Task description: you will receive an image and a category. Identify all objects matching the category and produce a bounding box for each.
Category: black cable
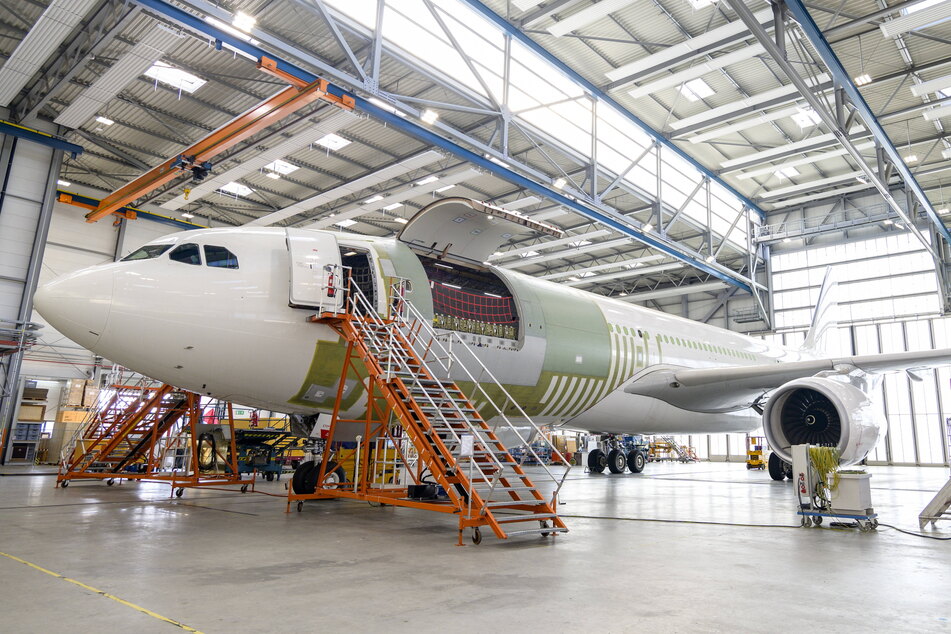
[557,513,801,529]
[878,523,951,541]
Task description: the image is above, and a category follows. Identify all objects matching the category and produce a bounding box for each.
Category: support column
[0,120,63,464]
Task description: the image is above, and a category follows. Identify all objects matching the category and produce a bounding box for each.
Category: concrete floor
[0,462,949,633]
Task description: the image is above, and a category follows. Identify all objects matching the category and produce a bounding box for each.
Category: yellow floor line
[0,550,203,633]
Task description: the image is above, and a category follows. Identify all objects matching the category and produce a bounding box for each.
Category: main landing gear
[587,438,648,475]
[767,452,794,481]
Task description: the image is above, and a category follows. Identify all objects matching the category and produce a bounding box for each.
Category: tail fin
[802,266,838,354]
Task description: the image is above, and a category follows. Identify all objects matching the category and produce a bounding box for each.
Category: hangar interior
[0,0,949,630]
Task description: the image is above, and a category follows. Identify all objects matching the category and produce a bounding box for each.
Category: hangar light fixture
[382,202,402,211]
[415,175,439,186]
[57,179,71,187]
[232,11,256,32]
[264,159,298,175]
[364,194,384,204]
[904,154,919,164]
[552,177,567,189]
[368,97,407,117]
[435,184,456,192]
[420,109,439,124]
[938,207,949,214]
[204,16,258,44]
[334,218,357,227]
[854,74,873,86]
[315,133,350,150]
[145,62,206,94]
[219,182,253,197]
[95,116,114,126]
[680,78,715,102]
[775,166,800,179]
[181,212,195,219]
[688,0,715,8]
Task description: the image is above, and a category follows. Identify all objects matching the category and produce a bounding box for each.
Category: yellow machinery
[746,435,766,470]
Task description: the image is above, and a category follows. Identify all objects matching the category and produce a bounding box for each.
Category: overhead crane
[84,57,354,223]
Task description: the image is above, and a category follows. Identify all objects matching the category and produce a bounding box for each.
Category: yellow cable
[0,550,203,633]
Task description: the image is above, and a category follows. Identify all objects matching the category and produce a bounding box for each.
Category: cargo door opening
[419,255,519,340]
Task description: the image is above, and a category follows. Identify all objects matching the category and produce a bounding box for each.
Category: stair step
[495,513,557,523]
[475,485,537,492]
[483,500,546,508]
[503,526,568,537]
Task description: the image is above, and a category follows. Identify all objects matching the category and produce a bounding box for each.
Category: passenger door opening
[340,248,377,309]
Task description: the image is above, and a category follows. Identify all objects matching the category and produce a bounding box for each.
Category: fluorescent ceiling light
[232,11,256,32]
[368,96,407,117]
[57,179,70,187]
[782,237,792,243]
[680,78,715,102]
[484,153,510,168]
[791,107,822,128]
[181,212,194,219]
[642,223,653,232]
[219,181,253,197]
[382,202,402,211]
[95,116,114,126]
[775,166,800,178]
[883,219,894,225]
[552,177,567,189]
[688,0,714,8]
[364,194,384,204]
[145,61,205,93]
[0,0,100,107]
[315,133,350,150]
[547,0,630,37]
[420,109,439,124]
[904,154,919,164]
[881,0,951,37]
[205,16,259,44]
[435,184,456,192]
[334,218,357,227]
[628,44,765,99]
[415,175,439,186]
[938,207,949,214]
[264,159,298,175]
[854,73,873,86]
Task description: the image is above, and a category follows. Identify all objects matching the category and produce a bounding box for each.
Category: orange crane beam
[85,73,354,223]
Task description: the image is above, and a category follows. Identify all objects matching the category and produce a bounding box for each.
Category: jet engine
[762,377,886,466]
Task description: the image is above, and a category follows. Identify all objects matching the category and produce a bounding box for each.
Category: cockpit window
[121,244,172,261]
[204,245,238,269]
[169,243,202,265]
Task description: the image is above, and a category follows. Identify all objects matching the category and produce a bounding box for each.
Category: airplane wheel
[607,449,626,474]
[628,450,646,473]
[587,449,607,473]
[767,453,786,481]
[292,460,345,494]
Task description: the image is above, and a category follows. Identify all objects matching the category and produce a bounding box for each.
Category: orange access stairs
[293,279,571,544]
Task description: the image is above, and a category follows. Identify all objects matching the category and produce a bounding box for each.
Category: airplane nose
[33,267,115,350]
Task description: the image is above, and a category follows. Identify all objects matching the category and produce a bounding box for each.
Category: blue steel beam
[131,0,753,292]
[0,120,83,158]
[782,0,951,245]
[58,189,203,230]
[459,0,766,221]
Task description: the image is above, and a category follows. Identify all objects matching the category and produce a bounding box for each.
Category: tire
[265,472,275,482]
[240,484,249,493]
[607,449,626,474]
[60,480,68,488]
[292,460,345,495]
[814,515,823,526]
[628,450,646,473]
[784,462,794,480]
[587,449,607,473]
[767,452,786,481]
[175,488,184,498]
[472,527,482,545]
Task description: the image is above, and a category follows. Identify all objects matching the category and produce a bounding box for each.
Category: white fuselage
[34,227,810,436]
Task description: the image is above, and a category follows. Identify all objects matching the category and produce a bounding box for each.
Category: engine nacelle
[762,377,886,466]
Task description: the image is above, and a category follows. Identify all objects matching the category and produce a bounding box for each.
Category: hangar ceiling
[1,0,949,318]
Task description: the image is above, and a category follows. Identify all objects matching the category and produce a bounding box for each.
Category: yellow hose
[809,446,841,492]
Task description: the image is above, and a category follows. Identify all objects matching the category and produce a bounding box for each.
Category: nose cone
[34,267,114,350]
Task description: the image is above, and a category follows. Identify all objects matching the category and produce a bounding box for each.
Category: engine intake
[762,377,885,466]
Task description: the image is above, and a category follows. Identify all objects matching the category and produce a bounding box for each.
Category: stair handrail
[386,278,571,497]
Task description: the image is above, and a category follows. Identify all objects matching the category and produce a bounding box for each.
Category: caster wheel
[539,520,551,537]
[472,527,482,545]
[800,516,810,527]
[813,515,822,526]
[107,479,114,486]
[296,501,303,512]
[240,484,249,493]
[871,519,879,529]
[60,480,69,488]
[175,488,184,498]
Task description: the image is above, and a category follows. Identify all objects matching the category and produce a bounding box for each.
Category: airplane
[32,197,951,481]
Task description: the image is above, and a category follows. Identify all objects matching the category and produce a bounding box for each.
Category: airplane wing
[623,348,951,414]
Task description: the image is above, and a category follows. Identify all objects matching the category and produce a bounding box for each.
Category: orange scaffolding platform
[287,278,570,545]
[57,381,248,497]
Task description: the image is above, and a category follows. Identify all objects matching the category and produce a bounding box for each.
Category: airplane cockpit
[122,242,239,269]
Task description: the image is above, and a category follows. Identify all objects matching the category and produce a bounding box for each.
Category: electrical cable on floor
[544,513,802,529]
[877,523,951,541]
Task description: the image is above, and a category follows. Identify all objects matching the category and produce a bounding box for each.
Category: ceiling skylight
[219,181,253,197]
[315,133,350,150]
[791,107,822,128]
[334,218,358,227]
[264,159,298,175]
[679,78,715,102]
[144,61,206,94]
[775,166,800,179]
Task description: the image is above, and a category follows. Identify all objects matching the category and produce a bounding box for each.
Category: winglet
[802,266,838,354]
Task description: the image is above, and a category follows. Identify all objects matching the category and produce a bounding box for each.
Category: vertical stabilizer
[802,267,838,354]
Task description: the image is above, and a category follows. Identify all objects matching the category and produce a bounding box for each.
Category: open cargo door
[397,197,562,267]
[286,228,343,311]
